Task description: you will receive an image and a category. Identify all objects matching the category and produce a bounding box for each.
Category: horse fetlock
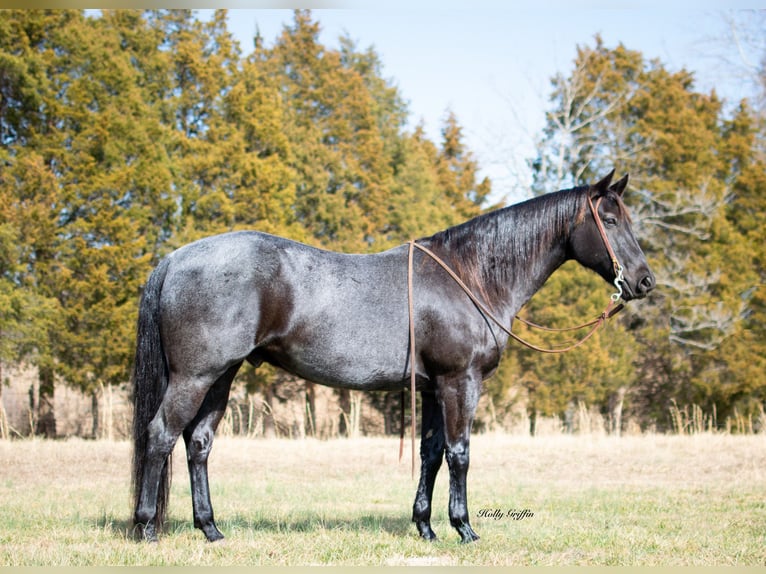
[193,512,223,541]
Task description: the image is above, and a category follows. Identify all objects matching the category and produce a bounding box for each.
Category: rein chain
[400,195,626,475]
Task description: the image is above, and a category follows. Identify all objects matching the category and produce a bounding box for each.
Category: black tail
[131,256,172,531]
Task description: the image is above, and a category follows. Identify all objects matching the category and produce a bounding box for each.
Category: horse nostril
[638,274,656,294]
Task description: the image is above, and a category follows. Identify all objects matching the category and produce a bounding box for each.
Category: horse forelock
[614,192,633,224]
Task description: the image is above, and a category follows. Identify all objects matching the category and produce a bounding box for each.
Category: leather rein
[400,194,626,474]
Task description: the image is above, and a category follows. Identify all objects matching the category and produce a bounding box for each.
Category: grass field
[0,433,764,566]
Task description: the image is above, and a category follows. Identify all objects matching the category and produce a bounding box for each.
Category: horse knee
[445,441,470,472]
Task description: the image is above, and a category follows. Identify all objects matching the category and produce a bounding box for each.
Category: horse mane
[425,186,590,302]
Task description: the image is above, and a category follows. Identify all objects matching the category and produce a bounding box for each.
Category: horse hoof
[133,523,159,543]
[457,524,480,544]
[415,521,438,541]
[202,526,225,543]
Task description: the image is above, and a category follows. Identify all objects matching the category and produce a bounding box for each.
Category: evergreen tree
[708,102,766,422]
[529,36,764,429]
[0,10,80,435]
[264,11,398,251]
[437,110,492,216]
[0,10,179,435]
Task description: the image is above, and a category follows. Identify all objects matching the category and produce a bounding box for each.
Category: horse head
[570,171,655,301]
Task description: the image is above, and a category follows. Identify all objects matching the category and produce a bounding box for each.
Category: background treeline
[0,9,763,438]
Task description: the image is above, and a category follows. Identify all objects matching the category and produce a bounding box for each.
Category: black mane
[426,186,589,300]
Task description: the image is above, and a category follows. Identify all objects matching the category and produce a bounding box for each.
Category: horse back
[158,232,410,388]
[156,230,502,390]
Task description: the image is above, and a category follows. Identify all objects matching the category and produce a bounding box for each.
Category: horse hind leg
[182,362,241,542]
[134,421,176,542]
[134,373,214,541]
[412,390,445,540]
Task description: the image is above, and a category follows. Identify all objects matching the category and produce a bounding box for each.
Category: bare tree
[530,45,646,194]
[716,10,766,115]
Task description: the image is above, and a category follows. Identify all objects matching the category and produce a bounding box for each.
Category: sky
[197,4,761,204]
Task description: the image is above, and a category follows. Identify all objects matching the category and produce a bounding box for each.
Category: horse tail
[131,255,172,531]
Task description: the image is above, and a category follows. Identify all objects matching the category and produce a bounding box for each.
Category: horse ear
[609,174,629,197]
[591,169,615,197]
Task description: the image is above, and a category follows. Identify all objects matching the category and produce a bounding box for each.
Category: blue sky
[199,5,759,204]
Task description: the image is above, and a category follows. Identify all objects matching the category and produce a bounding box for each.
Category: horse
[131,170,655,544]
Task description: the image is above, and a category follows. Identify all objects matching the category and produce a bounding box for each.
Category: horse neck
[504,231,569,315]
[429,190,580,318]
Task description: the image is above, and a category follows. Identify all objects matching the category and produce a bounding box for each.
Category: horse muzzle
[623,271,656,300]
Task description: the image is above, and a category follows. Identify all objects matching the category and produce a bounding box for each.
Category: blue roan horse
[131,171,655,543]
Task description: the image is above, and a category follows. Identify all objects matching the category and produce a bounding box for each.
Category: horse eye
[604,217,618,227]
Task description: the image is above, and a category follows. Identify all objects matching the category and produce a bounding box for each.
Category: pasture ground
[0,433,764,566]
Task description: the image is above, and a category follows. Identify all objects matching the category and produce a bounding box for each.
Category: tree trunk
[564,400,576,434]
[105,383,114,440]
[36,365,56,438]
[529,409,537,437]
[338,388,350,437]
[609,386,627,436]
[382,391,399,435]
[91,388,100,439]
[305,381,316,437]
[263,383,276,438]
[0,361,8,439]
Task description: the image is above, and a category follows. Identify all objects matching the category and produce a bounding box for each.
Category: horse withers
[131,171,654,543]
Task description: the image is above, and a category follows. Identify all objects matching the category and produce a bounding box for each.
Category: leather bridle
[587,194,626,302]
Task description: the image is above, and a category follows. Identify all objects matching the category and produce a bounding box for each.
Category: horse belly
[257,292,410,391]
[267,323,407,390]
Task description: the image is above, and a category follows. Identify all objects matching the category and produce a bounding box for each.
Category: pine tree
[37,10,175,435]
[0,10,81,435]
[264,10,397,251]
[707,102,766,421]
[0,9,501,437]
[0,10,181,435]
[437,110,492,216]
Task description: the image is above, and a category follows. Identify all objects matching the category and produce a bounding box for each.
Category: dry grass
[0,433,764,565]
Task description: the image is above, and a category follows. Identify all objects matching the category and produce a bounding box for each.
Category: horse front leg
[439,374,481,543]
[412,390,445,540]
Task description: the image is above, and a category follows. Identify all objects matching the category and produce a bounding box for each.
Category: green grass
[0,433,764,565]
